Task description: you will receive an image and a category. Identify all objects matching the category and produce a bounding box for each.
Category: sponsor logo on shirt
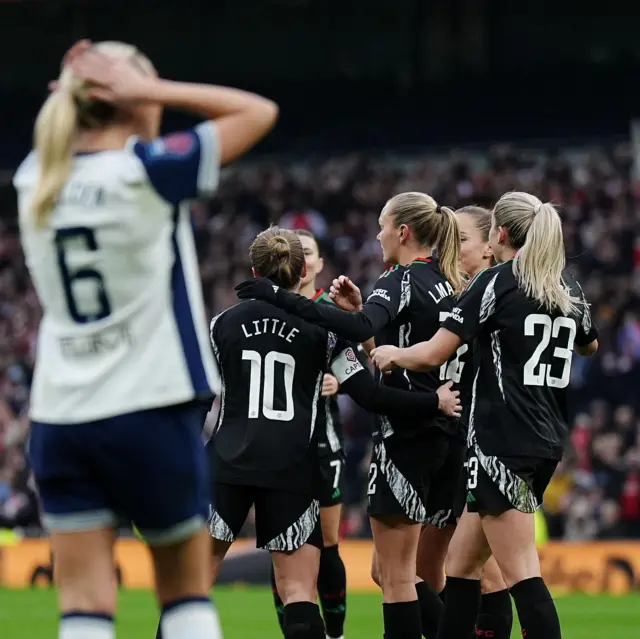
[450,307,464,324]
[368,288,391,303]
[59,323,134,358]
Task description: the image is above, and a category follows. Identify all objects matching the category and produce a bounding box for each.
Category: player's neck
[498,248,518,263]
[75,125,135,153]
[298,281,317,300]
[397,246,432,267]
[469,259,493,279]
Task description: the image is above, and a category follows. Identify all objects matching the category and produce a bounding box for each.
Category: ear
[316,256,324,275]
[497,226,507,245]
[398,223,410,243]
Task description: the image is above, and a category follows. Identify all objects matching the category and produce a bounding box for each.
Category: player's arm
[330,346,461,419]
[144,81,278,166]
[68,43,276,176]
[361,337,376,356]
[371,270,493,373]
[236,269,406,342]
[132,95,277,205]
[334,344,369,396]
[372,328,463,373]
[576,340,598,356]
[573,281,599,357]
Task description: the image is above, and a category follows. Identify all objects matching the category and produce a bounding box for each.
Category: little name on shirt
[241,318,299,343]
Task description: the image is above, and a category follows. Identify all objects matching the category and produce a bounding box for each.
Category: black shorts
[209,482,323,551]
[318,450,346,508]
[465,450,558,515]
[367,428,466,527]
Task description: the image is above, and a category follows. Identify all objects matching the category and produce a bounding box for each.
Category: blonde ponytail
[494,192,580,315]
[386,192,464,293]
[30,41,155,226]
[32,89,78,225]
[437,206,464,294]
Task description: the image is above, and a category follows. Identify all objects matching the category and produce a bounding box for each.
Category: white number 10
[242,350,296,421]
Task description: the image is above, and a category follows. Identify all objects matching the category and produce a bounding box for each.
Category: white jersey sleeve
[130,121,220,202]
[15,123,221,424]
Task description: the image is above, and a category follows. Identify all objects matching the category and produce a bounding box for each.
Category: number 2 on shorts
[367,462,378,495]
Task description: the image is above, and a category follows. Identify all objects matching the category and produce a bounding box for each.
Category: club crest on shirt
[149,132,195,157]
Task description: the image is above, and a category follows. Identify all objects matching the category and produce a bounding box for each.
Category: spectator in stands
[1,141,640,537]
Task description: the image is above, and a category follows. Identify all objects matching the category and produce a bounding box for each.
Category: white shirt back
[14,122,220,423]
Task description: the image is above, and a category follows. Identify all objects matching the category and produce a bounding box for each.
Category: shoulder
[465,262,512,293]
[371,264,410,291]
[13,151,38,189]
[561,266,585,298]
[128,123,220,204]
[377,264,409,281]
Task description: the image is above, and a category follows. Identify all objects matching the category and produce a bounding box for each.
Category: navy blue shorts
[29,403,210,544]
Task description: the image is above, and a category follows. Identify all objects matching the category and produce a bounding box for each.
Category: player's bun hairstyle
[32,41,155,225]
[455,205,496,266]
[250,226,306,290]
[387,192,464,294]
[493,191,579,315]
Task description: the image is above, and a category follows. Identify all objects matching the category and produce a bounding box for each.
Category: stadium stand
[0,142,639,540]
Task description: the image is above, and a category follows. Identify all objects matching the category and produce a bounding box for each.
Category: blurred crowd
[1,142,640,540]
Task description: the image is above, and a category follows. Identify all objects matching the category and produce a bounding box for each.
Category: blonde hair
[387,192,464,293]
[249,226,305,290]
[455,205,496,267]
[31,42,155,225]
[493,191,579,315]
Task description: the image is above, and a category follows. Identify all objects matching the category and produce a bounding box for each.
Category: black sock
[155,614,162,639]
[474,590,513,639]
[383,601,422,639]
[283,601,325,639]
[270,563,286,634]
[510,577,561,639]
[318,544,347,638]
[436,577,480,639]
[415,581,443,639]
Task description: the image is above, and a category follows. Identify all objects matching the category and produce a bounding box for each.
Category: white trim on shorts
[43,509,119,532]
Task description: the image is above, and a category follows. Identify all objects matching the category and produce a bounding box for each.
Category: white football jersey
[14,122,221,424]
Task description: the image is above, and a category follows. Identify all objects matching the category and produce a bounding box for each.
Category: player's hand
[370,345,399,373]
[436,381,461,418]
[329,276,363,311]
[235,277,278,302]
[321,374,339,397]
[68,48,157,104]
[49,39,93,91]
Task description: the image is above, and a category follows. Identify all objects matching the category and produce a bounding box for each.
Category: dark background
[0,0,639,161]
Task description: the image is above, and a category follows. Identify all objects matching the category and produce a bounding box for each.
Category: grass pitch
[0,587,637,638]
